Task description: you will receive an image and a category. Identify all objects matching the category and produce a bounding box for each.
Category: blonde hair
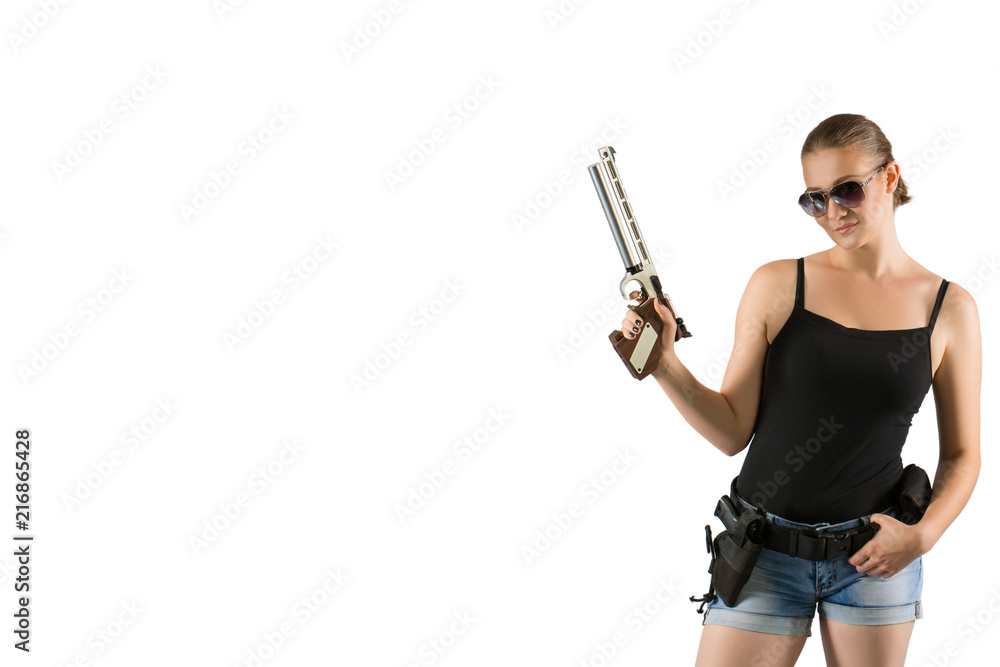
[801,113,910,209]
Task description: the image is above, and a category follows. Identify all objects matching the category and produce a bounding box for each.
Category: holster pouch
[690,492,766,612]
[895,463,933,525]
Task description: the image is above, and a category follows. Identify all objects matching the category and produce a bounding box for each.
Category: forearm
[916,453,981,553]
[650,353,745,456]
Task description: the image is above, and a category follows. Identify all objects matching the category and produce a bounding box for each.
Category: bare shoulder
[941,280,977,311]
[742,258,797,343]
[744,257,797,293]
[756,256,798,278]
[937,279,980,345]
[908,261,978,337]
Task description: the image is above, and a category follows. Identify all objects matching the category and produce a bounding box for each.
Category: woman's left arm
[916,283,982,553]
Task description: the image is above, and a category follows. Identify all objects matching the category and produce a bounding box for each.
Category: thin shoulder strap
[928,278,949,333]
[794,257,804,309]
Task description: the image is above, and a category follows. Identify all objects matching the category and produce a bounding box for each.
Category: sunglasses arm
[588,145,692,380]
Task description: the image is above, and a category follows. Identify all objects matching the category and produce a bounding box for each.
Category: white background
[1,1,996,665]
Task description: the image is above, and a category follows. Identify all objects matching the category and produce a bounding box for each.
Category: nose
[824,196,848,221]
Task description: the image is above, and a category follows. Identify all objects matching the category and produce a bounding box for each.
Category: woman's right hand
[620,297,679,368]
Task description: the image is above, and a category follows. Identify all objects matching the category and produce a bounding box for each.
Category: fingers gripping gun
[588,146,691,380]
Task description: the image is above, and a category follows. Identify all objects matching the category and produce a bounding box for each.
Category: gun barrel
[587,146,650,272]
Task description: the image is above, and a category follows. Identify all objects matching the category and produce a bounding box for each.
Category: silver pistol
[588,145,691,380]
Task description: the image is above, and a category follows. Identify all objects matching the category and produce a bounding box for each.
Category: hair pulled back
[801,113,910,209]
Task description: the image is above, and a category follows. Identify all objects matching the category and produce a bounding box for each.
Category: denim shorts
[701,493,923,636]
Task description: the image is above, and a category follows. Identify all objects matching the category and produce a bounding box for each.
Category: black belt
[728,476,879,561]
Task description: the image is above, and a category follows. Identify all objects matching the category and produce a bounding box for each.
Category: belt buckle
[827,527,859,557]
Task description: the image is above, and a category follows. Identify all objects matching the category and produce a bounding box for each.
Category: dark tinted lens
[798,192,825,217]
[830,180,864,207]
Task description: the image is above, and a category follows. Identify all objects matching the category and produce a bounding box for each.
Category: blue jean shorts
[701,493,923,636]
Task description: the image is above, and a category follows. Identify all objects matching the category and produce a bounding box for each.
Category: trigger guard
[623,280,647,307]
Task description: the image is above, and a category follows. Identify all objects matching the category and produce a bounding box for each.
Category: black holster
[891,463,933,525]
[689,492,766,612]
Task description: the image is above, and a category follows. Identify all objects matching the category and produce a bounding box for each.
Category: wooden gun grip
[608,297,672,381]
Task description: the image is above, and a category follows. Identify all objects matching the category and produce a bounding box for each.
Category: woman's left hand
[847,513,925,578]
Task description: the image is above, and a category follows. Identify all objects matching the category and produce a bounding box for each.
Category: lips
[834,222,856,232]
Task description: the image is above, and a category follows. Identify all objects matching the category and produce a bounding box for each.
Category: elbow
[711,438,740,458]
[717,440,741,458]
[726,433,753,457]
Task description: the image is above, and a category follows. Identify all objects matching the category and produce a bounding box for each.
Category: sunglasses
[798,162,888,217]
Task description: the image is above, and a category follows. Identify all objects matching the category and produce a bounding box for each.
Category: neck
[827,215,909,280]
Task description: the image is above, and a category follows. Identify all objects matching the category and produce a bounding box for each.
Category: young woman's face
[800,149,897,245]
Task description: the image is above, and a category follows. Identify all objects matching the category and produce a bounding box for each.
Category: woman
[621,114,981,667]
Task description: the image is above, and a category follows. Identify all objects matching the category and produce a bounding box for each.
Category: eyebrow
[806,174,862,191]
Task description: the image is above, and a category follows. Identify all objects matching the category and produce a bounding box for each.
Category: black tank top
[736,257,949,524]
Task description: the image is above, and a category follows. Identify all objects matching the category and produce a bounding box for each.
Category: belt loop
[787,529,798,557]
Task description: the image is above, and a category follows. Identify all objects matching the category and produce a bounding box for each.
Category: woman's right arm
[629,262,785,457]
